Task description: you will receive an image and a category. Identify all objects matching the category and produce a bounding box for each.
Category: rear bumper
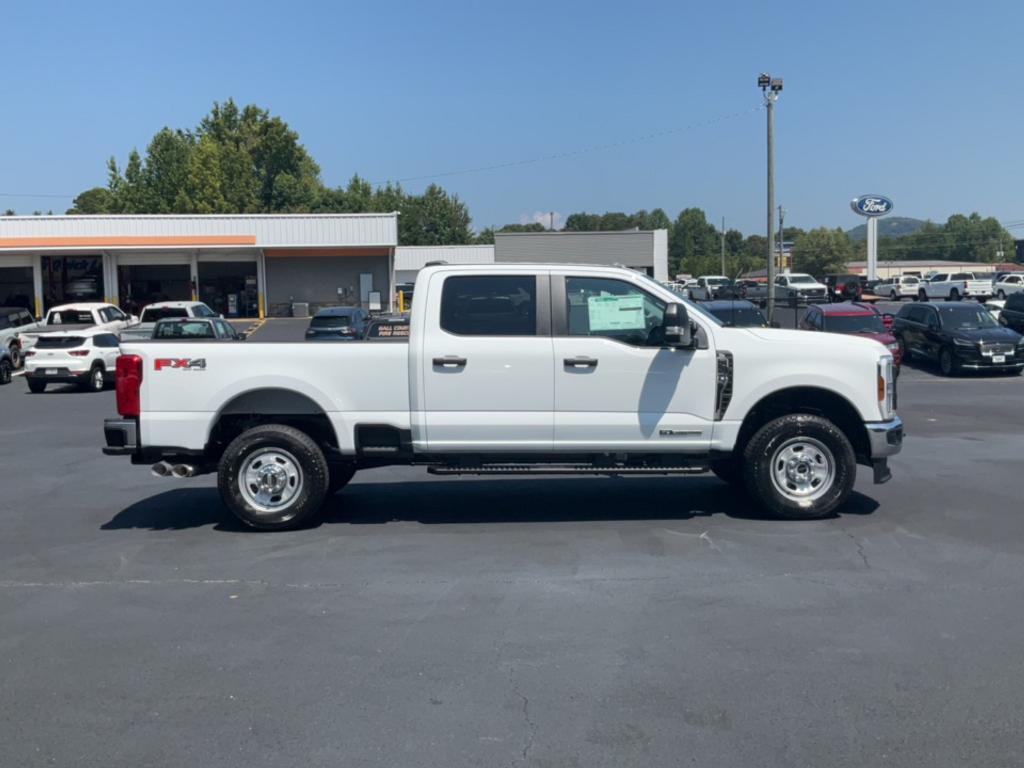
[103,418,138,455]
[865,416,903,484]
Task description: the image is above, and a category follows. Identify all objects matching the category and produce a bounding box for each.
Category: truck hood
[740,326,890,356]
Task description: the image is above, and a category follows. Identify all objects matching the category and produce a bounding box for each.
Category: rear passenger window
[440,276,537,336]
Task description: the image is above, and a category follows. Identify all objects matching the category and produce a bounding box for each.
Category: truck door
[551,274,716,451]
[418,271,554,451]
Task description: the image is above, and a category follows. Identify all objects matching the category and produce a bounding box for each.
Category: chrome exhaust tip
[151,461,171,478]
[170,464,196,478]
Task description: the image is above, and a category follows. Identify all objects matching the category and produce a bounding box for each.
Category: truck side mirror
[663,303,694,348]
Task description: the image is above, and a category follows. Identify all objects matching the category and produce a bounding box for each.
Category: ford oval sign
[851,195,894,217]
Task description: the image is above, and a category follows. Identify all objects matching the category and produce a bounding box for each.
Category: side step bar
[428,464,709,476]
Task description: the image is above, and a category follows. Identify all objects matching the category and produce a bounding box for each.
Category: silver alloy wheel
[9,344,21,368]
[91,368,104,390]
[238,447,304,515]
[769,437,835,504]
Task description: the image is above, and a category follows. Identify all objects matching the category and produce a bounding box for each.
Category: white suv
[994,274,1024,300]
[879,275,921,301]
[23,329,121,393]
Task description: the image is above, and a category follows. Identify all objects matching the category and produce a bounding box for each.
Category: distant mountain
[846,216,927,241]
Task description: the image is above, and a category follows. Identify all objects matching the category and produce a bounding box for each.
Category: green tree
[671,208,719,276]
[792,227,854,277]
[66,187,114,214]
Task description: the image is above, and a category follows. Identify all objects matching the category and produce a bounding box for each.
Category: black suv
[825,274,863,302]
[1000,292,1024,334]
[893,302,1024,376]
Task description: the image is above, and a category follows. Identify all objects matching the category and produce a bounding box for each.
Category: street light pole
[778,205,786,273]
[759,73,782,322]
[720,216,726,276]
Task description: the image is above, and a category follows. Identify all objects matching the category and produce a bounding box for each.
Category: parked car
[364,315,411,341]
[993,273,1024,300]
[0,305,43,368]
[104,263,902,530]
[917,272,991,302]
[745,273,829,306]
[305,307,370,340]
[23,330,122,392]
[800,302,902,370]
[698,299,770,328]
[734,279,763,299]
[999,292,1024,333]
[875,275,922,302]
[824,274,863,302]
[152,317,245,340]
[687,276,738,301]
[20,302,136,352]
[121,301,220,340]
[0,345,12,385]
[893,302,1024,376]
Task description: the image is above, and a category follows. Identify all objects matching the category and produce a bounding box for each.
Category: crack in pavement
[509,669,536,764]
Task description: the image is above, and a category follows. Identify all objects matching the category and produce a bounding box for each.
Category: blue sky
[2,0,1022,236]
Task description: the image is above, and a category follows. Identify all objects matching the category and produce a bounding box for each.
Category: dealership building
[0,213,399,318]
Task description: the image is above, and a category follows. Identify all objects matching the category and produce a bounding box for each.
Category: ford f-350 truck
[103,264,902,530]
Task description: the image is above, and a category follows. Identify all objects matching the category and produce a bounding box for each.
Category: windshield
[824,314,885,334]
[938,306,998,330]
[311,315,351,328]
[633,271,724,327]
[46,309,94,325]
[788,275,817,284]
[708,308,767,327]
[36,336,85,349]
[141,307,188,322]
[154,321,215,338]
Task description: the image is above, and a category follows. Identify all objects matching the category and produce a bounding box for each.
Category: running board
[428,464,709,476]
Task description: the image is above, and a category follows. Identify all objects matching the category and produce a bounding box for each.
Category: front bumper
[103,418,138,456]
[865,416,903,484]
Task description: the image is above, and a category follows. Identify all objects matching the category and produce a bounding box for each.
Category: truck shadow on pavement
[102,477,879,532]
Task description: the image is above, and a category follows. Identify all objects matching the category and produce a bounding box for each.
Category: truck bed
[121,340,411,452]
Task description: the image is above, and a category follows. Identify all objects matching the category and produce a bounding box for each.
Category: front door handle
[433,356,467,367]
[564,356,598,368]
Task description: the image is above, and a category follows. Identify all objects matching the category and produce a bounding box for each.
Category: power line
[0,192,75,199]
[369,105,763,185]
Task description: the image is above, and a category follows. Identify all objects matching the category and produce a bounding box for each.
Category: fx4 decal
[154,358,207,371]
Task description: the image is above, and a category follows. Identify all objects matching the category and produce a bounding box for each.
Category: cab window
[440,275,537,336]
[564,277,665,347]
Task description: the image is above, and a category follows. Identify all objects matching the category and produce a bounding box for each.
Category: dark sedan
[893,302,1024,376]
[305,307,370,341]
[698,299,770,328]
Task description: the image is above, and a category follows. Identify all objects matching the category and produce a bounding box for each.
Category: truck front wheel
[217,424,329,531]
[742,414,856,520]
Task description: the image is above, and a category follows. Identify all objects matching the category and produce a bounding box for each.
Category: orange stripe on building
[0,235,256,248]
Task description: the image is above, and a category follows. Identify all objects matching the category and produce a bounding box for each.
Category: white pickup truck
[917,272,992,302]
[745,273,829,306]
[103,264,902,530]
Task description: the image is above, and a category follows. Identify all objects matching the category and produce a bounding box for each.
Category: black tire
[27,378,46,393]
[889,290,898,301]
[997,290,1006,300]
[938,347,959,377]
[897,335,910,362]
[949,288,960,302]
[8,344,21,369]
[327,464,357,495]
[0,358,11,385]
[83,365,105,392]
[918,289,928,302]
[217,424,329,531]
[742,414,856,520]
[709,457,743,487]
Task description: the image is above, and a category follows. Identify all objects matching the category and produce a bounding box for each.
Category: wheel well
[206,388,339,458]
[736,387,869,462]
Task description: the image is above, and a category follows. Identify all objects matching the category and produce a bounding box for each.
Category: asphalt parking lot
[3,325,1024,767]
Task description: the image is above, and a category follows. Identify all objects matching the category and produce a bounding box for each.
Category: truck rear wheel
[27,378,46,393]
[217,424,329,531]
[742,414,855,520]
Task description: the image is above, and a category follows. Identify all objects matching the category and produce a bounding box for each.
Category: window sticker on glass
[587,294,644,331]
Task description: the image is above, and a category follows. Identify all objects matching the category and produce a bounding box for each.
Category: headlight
[953,337,975,347]
[878,357,895,419]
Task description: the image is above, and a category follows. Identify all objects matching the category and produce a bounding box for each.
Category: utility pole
[549,211,554,231]
[778,206,786,273]
[759,73,783,322]
[720,216,726,276]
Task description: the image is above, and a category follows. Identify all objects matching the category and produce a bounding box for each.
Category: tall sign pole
[759,74,783,322]
[720,216,726,276]
[850,195,894,280]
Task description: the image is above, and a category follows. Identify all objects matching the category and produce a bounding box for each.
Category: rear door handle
[433,356,467,367]
[564,356,598,368]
